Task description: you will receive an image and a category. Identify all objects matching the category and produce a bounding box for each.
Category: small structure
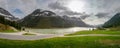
[21,27,25,31]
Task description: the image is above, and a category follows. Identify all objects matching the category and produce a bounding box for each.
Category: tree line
[0,15,22,30]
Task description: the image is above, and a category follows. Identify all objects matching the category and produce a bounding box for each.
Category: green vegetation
[66,30,120,36]
[0,23,17,33]
[22,33,36,35]
[0,16,22,30]
[108,26,120,31]
[0,36,119,48]
[103,13,120,28]
[0,30,16,33]
[0,28,120,48]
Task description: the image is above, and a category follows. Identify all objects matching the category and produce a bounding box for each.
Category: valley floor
[0,36,120,48]
[0,30,120,48]
[0,32,120,40]
[0,30,120,40]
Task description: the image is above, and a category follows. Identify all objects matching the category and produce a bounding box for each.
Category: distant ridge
[20,9,90,28]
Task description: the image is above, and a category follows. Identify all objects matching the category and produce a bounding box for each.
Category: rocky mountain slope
[20,9,89,28]
[0,8,21,30]
[0,7,19,21]
[103,13,120,28]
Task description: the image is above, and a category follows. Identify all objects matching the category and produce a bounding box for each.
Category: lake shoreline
[25,27,92,34]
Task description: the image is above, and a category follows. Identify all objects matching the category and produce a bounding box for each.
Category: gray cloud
[48,0,83,16]
[114,7,120,13]
[95,13,109,18]
[0,0,120,25]
[80,14,90,19]
[61,10,82,15]
[48,1,67,10]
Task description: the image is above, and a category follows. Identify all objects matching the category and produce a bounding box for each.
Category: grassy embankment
[65,30,120,36]
[0,23,17,33]
[0,36,120,48]
[0,30,16,33]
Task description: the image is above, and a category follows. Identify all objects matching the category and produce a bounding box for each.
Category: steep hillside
[0,23,17,32]
[0,14,21,30]
[0,7,21,30]
[103,13,120,28]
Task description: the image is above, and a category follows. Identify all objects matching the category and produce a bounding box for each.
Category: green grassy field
[0,30,17,33]
[0,36,120,48]
[66,30,120,36]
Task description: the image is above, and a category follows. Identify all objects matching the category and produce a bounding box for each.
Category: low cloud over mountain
[0,0,120,25]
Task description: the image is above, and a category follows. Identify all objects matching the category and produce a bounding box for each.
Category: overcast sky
[0,0,120,25]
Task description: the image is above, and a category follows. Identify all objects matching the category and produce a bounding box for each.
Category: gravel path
[0,32,120,40]
[0,32,62,40]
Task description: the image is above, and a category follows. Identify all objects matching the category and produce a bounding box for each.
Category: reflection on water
[26,27,92,34]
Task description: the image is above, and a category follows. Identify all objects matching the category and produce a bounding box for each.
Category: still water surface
[26,27,92,34]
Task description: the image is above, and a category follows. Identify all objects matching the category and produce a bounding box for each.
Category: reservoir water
[26,27,92,34]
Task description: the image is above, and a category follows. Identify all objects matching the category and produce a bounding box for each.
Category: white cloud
[83,15,110,25]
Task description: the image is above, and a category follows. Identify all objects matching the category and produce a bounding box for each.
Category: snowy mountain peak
[0,7,19,21]
[30,9,56,17]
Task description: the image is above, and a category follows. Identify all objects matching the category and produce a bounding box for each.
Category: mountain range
[0,8,19,21]
[20,9,90,28]
[1,7,120,29]
[0,8,21,30]
[0,7,91,29]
